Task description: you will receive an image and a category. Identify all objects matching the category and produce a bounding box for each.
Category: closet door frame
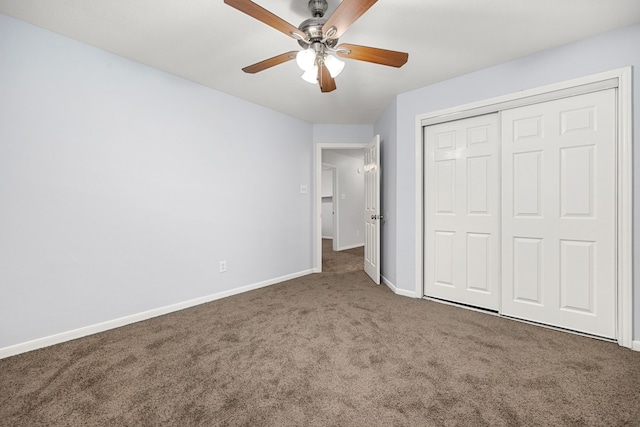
[414,67,633,349]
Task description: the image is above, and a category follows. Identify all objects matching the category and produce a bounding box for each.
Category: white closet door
[501,89,616,338]
[424,114,500,310]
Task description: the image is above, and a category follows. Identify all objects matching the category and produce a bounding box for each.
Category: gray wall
[313,125,374,144]
[321,168,334,238]
[376,23,640,339]
[0,15,313,349]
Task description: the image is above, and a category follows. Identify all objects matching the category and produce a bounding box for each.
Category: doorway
[314,143,367,274]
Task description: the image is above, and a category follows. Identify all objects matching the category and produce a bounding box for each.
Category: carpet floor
[1,244,639,426]
[321,238,364,274]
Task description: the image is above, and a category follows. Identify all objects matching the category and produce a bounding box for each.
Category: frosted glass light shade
[296,49,316,71]
[301,66,318,84]
[324,54,345,78]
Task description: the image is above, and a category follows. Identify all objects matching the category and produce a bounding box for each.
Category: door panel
[560,146,593,217]
[560,240,594,313]
[512,237,543,305]
[434,231,455,287]
[501,89,616,338]
[435,160,455,214]
[513,151,542,217]
[467,233,490,292]
[424,113,500,310]
[467,156,490,214]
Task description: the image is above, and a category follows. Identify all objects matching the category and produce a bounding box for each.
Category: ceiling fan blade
[318,64,337,93]
[322,0,378,39]
[242,51,298,74]
[224,0,307,41]
[336,43,408,68]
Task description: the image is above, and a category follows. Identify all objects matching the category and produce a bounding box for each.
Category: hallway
[321,239,364,274]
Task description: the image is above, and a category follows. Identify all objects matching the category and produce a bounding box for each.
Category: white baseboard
[381,275,397,292]
[336,243,364,251]
[381,275,418,298]
[633,341,640,352]
[321,236,333,239]
[0,269,314,360]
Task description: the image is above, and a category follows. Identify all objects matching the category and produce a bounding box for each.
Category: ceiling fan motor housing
[297,17,338,48]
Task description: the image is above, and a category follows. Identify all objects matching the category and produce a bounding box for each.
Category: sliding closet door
[501,89,616,338]
[424,114,500,311]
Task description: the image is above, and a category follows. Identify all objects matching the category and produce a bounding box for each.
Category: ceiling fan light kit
[296,48,316,71]
[224,0,408,92]
[324,54,345,78]
[296,47,344,83]
[302,66,320,83]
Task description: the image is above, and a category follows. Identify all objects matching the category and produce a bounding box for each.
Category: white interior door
[424,114,501,310]
[501,89,616,338]
[364,135,380,284]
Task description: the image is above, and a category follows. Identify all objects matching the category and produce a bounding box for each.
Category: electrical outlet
[219,261,227,273]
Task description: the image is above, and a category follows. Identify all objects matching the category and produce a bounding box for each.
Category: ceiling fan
[223,0,409,93]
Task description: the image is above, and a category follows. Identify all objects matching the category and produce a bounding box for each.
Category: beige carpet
[1,244,639,426]
[321,238,364,274]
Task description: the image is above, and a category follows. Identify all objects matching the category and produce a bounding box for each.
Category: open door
[364,135,381,284]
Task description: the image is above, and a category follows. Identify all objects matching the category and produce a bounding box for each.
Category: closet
[424,89,617,338]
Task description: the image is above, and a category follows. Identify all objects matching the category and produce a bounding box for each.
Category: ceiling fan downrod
[308,0,328,17]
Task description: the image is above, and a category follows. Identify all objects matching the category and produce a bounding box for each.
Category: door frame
[414,67,633,348]
[314,143,368,272]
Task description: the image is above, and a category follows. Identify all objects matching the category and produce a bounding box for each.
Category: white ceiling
[1,0,639,124]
